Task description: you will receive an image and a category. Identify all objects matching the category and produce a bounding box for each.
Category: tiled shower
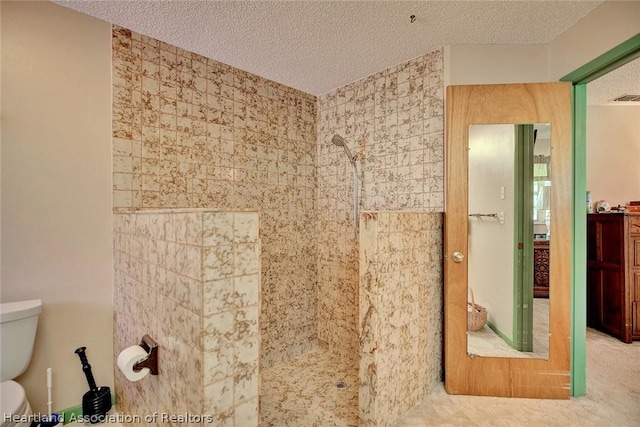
[112,25,444,426]
[113,210,260,424]
[316,49,444,367]
[112,26,318,371]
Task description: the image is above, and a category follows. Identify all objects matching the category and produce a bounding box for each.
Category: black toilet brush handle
[75,346,98,392]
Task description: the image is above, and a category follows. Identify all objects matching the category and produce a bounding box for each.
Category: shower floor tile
[260,348,358,426]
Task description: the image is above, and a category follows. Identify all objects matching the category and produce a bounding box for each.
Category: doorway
[561,32,640,396]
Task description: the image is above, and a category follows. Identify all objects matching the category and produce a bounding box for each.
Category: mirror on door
[445,82,571,399]
[466,123,550,359]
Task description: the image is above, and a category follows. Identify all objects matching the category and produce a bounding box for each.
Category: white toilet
[1,299,43,427]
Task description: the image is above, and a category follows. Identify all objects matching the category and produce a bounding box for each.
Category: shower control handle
[452,251,465,263]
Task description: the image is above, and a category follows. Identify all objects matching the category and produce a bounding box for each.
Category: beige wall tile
[114,210,259,423]
[113,25,317,372]
[316,49,444,367]
[113,25,446,426]
[359,212,443,426]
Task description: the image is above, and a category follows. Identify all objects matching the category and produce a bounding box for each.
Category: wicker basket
[467,288,487,331]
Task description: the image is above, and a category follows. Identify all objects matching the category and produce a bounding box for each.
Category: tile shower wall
[112,27,317,368]
[359,212,443,427]
[113,210,260,425]
[316,50,444,361]
[317,49,444,212]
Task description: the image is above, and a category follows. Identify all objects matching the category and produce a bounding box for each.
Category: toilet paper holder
[133,334,159,375]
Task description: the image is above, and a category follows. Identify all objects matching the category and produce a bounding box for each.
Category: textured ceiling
[587,57,640,106]
[55,0,606,96]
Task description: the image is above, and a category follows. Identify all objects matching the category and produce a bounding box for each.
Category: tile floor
[260,327,639,426]
[260,348,358,426]
[98,323,637,426]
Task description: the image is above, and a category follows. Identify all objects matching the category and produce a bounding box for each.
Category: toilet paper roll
[117,345,150,382]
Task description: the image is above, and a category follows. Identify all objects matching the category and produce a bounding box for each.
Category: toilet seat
[1,380,31,427]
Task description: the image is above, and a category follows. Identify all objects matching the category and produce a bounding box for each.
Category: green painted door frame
[513,125,534,352]
[561,32,640,397]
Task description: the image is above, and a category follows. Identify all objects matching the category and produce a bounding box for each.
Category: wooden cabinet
[587,213,640,343]
[630,216,640,337]
[533,240,550,298]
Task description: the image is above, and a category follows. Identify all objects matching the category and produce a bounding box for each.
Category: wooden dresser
[533,239,550,298]
[587,213,640,343]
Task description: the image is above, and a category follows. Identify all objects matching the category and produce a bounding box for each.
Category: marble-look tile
[174,243,202,280]
[203,377,234,415]
[235,305,259,340]
[203,245,234,280]
[235,336,260,372]
[203,278,235,315]
[203,212,233,247]
[203,344,234,385]
[234,400,259,427]
[315,50,444,392]
[175,212,203,245]
[234,366,259,403]
[261,348,358,427]
[317,49,443,214]
[114,22,447,427]
[203,311,234,350]
[114,208,260,425]
[234,274,259,308]
[234,243,260,276]
[114,23,317,372]
[233,212,259,243]
[176,274,202,314]
[358,212,443,426]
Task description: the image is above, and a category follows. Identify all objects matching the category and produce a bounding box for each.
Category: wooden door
[587,214,629,342]
[445,82,572,399]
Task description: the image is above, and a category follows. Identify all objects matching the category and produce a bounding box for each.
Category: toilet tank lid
[0,299,42,322]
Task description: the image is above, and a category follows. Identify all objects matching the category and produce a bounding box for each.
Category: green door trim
[522,125,535,352]
[561,32,640,397]
[562,33,640,85]
[569,83,588,397]
[513,125,534,352]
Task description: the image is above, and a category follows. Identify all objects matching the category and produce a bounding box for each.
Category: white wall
[1,1,112,413]
[445,2,640,87]
[468,125,515,340]
[586,106,640,208]
[548,1,640,81]
[444,44,549,87]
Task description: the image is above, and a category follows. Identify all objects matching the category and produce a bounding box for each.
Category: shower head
[331,134,356,166]
[332,134,346,147]
[330,134,360,239]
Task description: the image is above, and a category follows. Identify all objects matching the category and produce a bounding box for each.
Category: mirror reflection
[466,123,550,359]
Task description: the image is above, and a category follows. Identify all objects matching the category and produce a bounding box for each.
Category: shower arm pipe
[351,161,359,240]
[344,149,359,239]
[330,134,359,239]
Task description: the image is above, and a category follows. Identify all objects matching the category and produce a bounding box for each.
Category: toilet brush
[74,347,112,424]
[38,368,60,427]
[29,368,62,427]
